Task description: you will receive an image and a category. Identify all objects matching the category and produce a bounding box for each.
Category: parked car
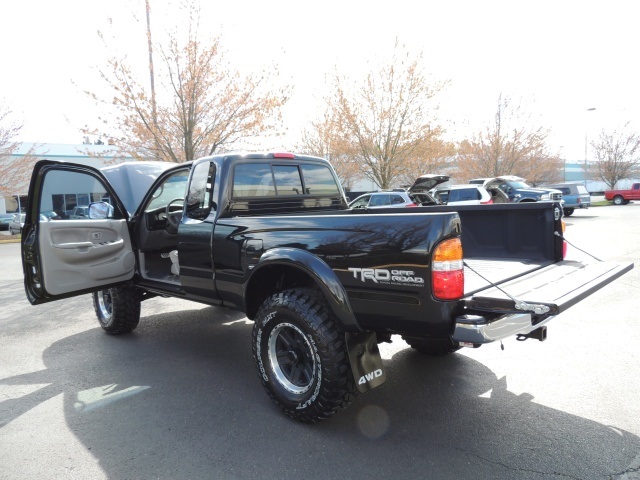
[69,205,90,219]
[349,174,447,209]
[349,191,422,209]
[0,213,13,231]
[604,182,640,205]
[9,213,25,235]
[41,210,62,220]
[542,183,591,216]
[430,184,494,205]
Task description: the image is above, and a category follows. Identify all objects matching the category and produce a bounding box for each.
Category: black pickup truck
[21,152,633,422]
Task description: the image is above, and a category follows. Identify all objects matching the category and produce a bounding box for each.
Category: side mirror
[89,202,114,219]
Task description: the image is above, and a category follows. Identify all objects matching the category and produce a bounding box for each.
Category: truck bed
[464,258,549,295]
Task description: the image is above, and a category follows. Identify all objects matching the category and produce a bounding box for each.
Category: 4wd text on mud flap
[358,368,384,385]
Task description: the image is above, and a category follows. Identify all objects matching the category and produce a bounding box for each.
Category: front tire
[252,288,356,423]
[93,287,141,334]
[402,336,461,356]
[563,208,574,216]
[613,195,624,205]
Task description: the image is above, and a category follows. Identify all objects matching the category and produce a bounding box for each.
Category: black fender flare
[245,247,362,332]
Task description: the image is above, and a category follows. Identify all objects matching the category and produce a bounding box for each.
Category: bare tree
[456,95,563,184]
[0,104,37,198]
[297,110,364,191]
[395,135,456,187]
[89,6,291,163]
[319,41,450,190]
[591,124,640,189]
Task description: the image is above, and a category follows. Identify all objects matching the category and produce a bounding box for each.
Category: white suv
[431,185,493,205]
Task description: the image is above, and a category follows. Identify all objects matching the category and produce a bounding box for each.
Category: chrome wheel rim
[96,290,113,318]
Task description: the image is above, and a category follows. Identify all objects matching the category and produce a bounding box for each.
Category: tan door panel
[39,219,135,295]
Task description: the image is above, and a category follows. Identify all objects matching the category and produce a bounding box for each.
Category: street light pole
[584,107,596,188]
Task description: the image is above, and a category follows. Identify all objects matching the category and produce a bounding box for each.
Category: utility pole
[146,0,157,127]
[584,107,596,188]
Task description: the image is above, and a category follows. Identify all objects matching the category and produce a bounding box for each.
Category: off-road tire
[92,287,141,334]
[252,288,356,423]
[402,336,461,356]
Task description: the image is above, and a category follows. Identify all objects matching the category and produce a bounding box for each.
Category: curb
[0,236,21,244]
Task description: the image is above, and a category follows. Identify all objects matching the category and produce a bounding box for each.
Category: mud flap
[345,331,386,393]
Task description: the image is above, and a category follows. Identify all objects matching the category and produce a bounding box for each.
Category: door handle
[52,242,94,249]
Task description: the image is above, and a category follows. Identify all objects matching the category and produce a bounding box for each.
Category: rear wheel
[613,195,624,205]
[252,288,356,423]
[402,336,461,356]
[93,287,141,334]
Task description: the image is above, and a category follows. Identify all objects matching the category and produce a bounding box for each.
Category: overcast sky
[1,0,638,161]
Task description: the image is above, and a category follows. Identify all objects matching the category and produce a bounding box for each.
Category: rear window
[300,164,340,195]
[233,164,276,197]
[273,165,304,195]
[232,162,340,198]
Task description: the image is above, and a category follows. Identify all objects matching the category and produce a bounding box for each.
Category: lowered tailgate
[465,259,634,316]
[453,260,633,344]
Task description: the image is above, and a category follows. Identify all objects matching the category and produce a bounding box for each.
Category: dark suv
[471,176,563,203]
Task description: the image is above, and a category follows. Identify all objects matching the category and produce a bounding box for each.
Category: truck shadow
[1,306,638,479]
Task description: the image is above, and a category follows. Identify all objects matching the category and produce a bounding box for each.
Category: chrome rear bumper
[452,313,555,344]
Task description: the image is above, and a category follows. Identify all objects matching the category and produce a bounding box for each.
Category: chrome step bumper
[452,312,554,344]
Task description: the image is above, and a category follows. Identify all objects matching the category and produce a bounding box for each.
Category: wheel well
[245,265,316,319]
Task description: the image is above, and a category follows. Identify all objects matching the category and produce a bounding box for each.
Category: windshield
[147,170,190,211]
[506,180,531,189]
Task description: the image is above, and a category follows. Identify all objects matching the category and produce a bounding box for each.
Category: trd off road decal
[347,268,425,287]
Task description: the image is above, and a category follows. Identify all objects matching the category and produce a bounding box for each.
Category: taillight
[577,198,581,205]
[432,238,464,300]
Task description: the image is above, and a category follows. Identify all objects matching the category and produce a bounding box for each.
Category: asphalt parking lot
[1,203,639,480]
